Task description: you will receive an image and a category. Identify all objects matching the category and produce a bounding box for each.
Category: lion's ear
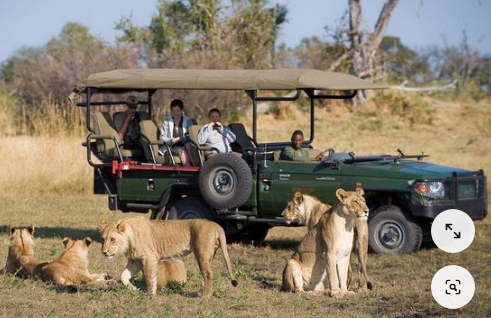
[62,237,71,248]
[83,237,92,247]
[336,188,349,203]
[116,220,126,233]
[9,227,16,236]
[28,225,35,236]
[99,220,108,232]
[293,192,303,204]
[356,187,365,197]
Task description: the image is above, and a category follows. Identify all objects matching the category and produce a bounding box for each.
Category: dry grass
[0,195,490,318]
[0,96,490,317]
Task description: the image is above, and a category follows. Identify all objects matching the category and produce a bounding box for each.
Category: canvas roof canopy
[72,68,386,94]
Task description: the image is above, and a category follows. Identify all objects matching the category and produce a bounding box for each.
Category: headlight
[412,181,445,198]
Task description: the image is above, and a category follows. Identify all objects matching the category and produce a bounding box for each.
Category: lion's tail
[217,227,238,287]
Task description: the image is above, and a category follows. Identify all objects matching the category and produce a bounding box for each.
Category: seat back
[139,120,160,163]
[187,124,203,166]
[229,123,256,152]
[92,112,118,154]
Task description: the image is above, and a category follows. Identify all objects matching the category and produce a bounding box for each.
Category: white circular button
[431,265,475,309]
[431,209,475,253]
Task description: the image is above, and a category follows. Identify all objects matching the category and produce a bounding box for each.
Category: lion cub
[0,226,46,278]
[40,237,115,288]
[281,188,369,298]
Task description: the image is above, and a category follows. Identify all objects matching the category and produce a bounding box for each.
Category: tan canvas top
[73,69,386,94]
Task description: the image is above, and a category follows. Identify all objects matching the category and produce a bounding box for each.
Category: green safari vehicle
[72,69,488,253]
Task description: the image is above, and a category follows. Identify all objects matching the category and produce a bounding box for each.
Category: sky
[0,0,490,64]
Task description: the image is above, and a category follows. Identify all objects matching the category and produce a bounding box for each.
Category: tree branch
[391,80,458,92]
[371,0,400,50]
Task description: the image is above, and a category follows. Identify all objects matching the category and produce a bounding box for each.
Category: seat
[139,120,181,165]
[91,112,142,160]
[228,123,256,153]
[187,124,213,166]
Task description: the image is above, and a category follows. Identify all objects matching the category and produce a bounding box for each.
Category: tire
[226,223,271,246]
[199,153,253,210]
[368,205,422,254]
[167,197,213,220]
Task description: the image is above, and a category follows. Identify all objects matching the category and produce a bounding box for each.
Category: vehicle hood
[341,160,472,180]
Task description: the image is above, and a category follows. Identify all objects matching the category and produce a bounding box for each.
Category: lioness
[0,226,46,278]
[281,188,369,298]
[40,237,115,288]
[99,217,238,297]
[281,191,372,291]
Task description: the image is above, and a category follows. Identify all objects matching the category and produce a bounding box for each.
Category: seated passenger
[280,130,324,161]
[113,95,144,150]
[159,99,193,166]
[197,108,237,160]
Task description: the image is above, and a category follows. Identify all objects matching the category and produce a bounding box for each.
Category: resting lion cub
[40,237,115,288]
[0,226,46,278]
[281,188,369,298]
[282,192,372,291]
[99,217,238,297]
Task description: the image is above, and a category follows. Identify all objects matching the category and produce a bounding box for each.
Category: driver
[280,130,325,161]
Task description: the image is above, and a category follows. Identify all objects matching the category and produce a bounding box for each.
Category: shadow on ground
[0,225,101,242]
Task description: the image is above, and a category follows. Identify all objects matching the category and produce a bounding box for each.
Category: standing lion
[99,217,237,297]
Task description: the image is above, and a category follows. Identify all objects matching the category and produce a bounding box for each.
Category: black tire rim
[209,167,236,197]
[375,220,406,250]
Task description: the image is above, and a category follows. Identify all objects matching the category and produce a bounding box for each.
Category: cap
[126,95,138,106]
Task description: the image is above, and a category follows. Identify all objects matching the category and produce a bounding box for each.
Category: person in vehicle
[197,108,237,160]
[280,130,324,161]
[114,95,146,150]
[159,99,193,166]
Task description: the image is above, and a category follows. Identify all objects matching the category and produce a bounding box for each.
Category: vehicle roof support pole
[86,87,92,132]
[246,90,258,144]
[310,93,314,143]
[148,89,156,117]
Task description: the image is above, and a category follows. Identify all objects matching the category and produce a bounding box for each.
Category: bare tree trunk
[332,0,400,104]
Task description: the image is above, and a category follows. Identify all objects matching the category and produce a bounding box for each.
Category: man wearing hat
[113,95,148,149]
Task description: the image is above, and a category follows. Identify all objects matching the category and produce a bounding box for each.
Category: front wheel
[368,205,422,254]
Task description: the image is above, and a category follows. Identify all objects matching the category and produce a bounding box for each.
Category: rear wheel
[368,205,422,254]
[167,197,213,220]
[226,223,271,246]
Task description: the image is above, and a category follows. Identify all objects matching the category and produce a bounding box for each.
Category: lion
[281,191,372,291]
[281,188,369,298]
[40,237,116,288]
[99,217,238,297]
[0,226,47,278]
[145,259,187,289]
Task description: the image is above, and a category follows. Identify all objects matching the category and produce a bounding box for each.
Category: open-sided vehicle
[71,69,488,253]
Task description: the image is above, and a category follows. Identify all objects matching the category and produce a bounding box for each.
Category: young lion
[281,191,372,291]
[40,237,115,288]
[281,188,369,298]
[0,226,46,278]
[99,217,238,297]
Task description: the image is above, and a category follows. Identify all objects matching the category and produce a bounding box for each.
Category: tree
[330,0,400,103]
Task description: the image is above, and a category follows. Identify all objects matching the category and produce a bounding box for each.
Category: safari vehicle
[72,69,488,254]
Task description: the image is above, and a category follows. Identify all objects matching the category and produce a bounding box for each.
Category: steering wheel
[320,148,335,162]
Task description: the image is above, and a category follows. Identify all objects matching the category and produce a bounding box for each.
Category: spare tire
[199,153,253,210]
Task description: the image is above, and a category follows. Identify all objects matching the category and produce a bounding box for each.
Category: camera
[132,112,141,122]
[212,123,220,131]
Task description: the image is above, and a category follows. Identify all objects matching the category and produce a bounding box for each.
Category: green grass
[0,194,490,318]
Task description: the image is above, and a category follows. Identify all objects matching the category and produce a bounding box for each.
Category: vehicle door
[257,159,341,217]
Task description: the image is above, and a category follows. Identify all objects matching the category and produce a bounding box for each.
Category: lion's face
[99,220,128,258]
[281,192,305,222]
[336,187,369,219]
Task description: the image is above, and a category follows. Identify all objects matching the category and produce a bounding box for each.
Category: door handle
[279,174,290,181]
